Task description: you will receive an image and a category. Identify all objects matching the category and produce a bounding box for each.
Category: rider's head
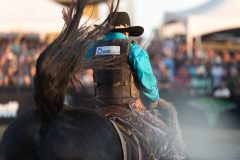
[110,12,144,37]
[94,12,143,37]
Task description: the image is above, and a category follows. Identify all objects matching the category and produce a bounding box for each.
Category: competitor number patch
[96,46,120,56]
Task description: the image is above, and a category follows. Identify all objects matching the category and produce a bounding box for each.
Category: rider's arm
[128,42,160,106]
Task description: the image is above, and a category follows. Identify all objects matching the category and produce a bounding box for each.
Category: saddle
[96,100,172,160]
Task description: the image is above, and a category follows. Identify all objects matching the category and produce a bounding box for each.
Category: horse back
[0,110,41,160]
[39,108,123,160]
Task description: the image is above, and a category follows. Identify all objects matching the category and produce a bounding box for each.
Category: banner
[0,87,36,124]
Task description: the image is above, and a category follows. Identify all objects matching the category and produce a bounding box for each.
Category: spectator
[9,38,21,55]
[188,58,198,78]
[159,63,172,91]
[150,53,162,81]
[0,71,3,86]
[0,35,49,87]
[227,66,240,99]
[213,79,230,98]
[211,56,225,89]
[189,70,211,96]
[163,53,175,81]
[174,65,190,92]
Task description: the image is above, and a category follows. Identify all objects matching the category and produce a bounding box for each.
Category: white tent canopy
[164,0,240,37]
[0,0,93,34]
[163,0,240,55]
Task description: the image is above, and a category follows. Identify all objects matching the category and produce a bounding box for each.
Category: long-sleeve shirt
[85,32,160,104]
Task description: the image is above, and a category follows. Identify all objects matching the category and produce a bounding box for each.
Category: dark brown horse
[0,0,147,159]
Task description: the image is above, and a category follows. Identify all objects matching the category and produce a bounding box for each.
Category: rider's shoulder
[130,41,147,56]
[130,41,143,50]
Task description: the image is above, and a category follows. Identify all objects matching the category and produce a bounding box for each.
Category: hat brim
[111,26,144,37]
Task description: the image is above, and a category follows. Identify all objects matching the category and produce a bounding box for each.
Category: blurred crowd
[0,36,47,87]
[1,34,240,106]
[148,38,240,105]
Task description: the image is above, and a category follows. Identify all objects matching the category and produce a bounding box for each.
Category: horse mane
[34,0,120,123]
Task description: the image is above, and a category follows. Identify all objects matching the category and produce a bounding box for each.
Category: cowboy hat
[110,12,144,36]
[95,12,144,37]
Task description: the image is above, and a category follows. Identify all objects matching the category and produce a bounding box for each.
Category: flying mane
[34,0,120,123]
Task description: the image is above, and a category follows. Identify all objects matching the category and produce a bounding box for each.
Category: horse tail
[34,0,120,123]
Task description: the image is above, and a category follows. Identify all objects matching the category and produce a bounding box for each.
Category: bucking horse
[0,0,186,159]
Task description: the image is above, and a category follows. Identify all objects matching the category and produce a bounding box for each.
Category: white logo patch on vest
[96,46,120,56]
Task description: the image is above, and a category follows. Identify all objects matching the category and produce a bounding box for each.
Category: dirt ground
[183,127,240,160]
